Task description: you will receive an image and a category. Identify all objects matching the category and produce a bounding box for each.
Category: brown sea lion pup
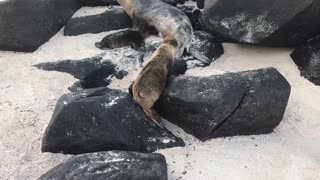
[95,29,145,50]
[132,36,178,128]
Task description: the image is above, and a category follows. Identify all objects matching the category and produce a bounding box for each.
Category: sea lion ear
[138,91,146,98]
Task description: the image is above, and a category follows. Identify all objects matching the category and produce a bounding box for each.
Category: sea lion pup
[117,0,193,58]
[95,29,145,50]
[132,36,178,128]
[95,19,159,50]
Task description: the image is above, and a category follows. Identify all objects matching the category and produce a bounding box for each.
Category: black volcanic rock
[0,0,81,52]
[197,0,204,9]
[171,59,188,76]
[39,151,167,180]
[178,6,202,30]
[64,6,132,36]
[155,68,291,141]
[34,56,118,89]
[34,47,145,89]
[160,0,177,6]
[202,0,320,46]
[189,31,224,65]
[41,87,185,154]
[34,39,188,91]
[79,0,118,6]
[79,0,176,6]
[174,0,185,4]
[291,35,320,85]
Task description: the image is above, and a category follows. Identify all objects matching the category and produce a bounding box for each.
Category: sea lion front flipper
[143,108,164,129]
[189,50,211,65]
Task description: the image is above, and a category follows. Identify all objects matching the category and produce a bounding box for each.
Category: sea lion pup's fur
[132,36,178,128]
[117,0,193,58]
[95,29,145,50]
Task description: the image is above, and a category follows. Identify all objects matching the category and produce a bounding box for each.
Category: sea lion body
[95,29,145,50]
[118,0,193,58]
[132,36,178,127]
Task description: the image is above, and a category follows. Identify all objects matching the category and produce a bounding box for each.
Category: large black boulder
[64,6,132,36]
[189,31,224,65]
[79,0,176,6]
[34,56,119,89]
[78,0,118,6]
[0,0,81,52]
[39,151,167,180]
[41,87,185,154]
[155,68,291,141]
[202,0,320,46]
[291,35,320,85]
[34,46,145,89]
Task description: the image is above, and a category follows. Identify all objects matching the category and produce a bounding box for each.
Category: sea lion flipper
[189,50,210,65]
[144,108,164,129]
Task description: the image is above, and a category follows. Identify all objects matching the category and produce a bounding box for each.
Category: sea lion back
[132,36,178,127]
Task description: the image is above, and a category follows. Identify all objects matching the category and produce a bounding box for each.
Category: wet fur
[132,37,178,127]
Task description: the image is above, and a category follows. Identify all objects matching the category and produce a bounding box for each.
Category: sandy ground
[1,6,320,180]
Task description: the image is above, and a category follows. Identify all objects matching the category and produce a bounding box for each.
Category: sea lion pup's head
[162,36,179,57]
[95,37,113,50]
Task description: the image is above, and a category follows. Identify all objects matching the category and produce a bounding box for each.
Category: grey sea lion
[117,0,193,58]
[132,36,178,128]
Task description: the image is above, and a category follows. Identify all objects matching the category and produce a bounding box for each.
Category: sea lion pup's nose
[95,42,102,49]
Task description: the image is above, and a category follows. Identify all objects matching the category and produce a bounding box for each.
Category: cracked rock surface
[202,0,320,46]
[291,35,320,86]
[39,151,167,180]
[155,67,291,141]
[41,87,185,155]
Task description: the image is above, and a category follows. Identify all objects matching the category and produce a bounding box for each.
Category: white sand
[1,6,320,180]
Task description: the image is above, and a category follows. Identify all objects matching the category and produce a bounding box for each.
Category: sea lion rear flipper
[144,108,164,129]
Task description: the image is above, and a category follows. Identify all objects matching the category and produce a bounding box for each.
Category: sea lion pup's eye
[163,36,178,47]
